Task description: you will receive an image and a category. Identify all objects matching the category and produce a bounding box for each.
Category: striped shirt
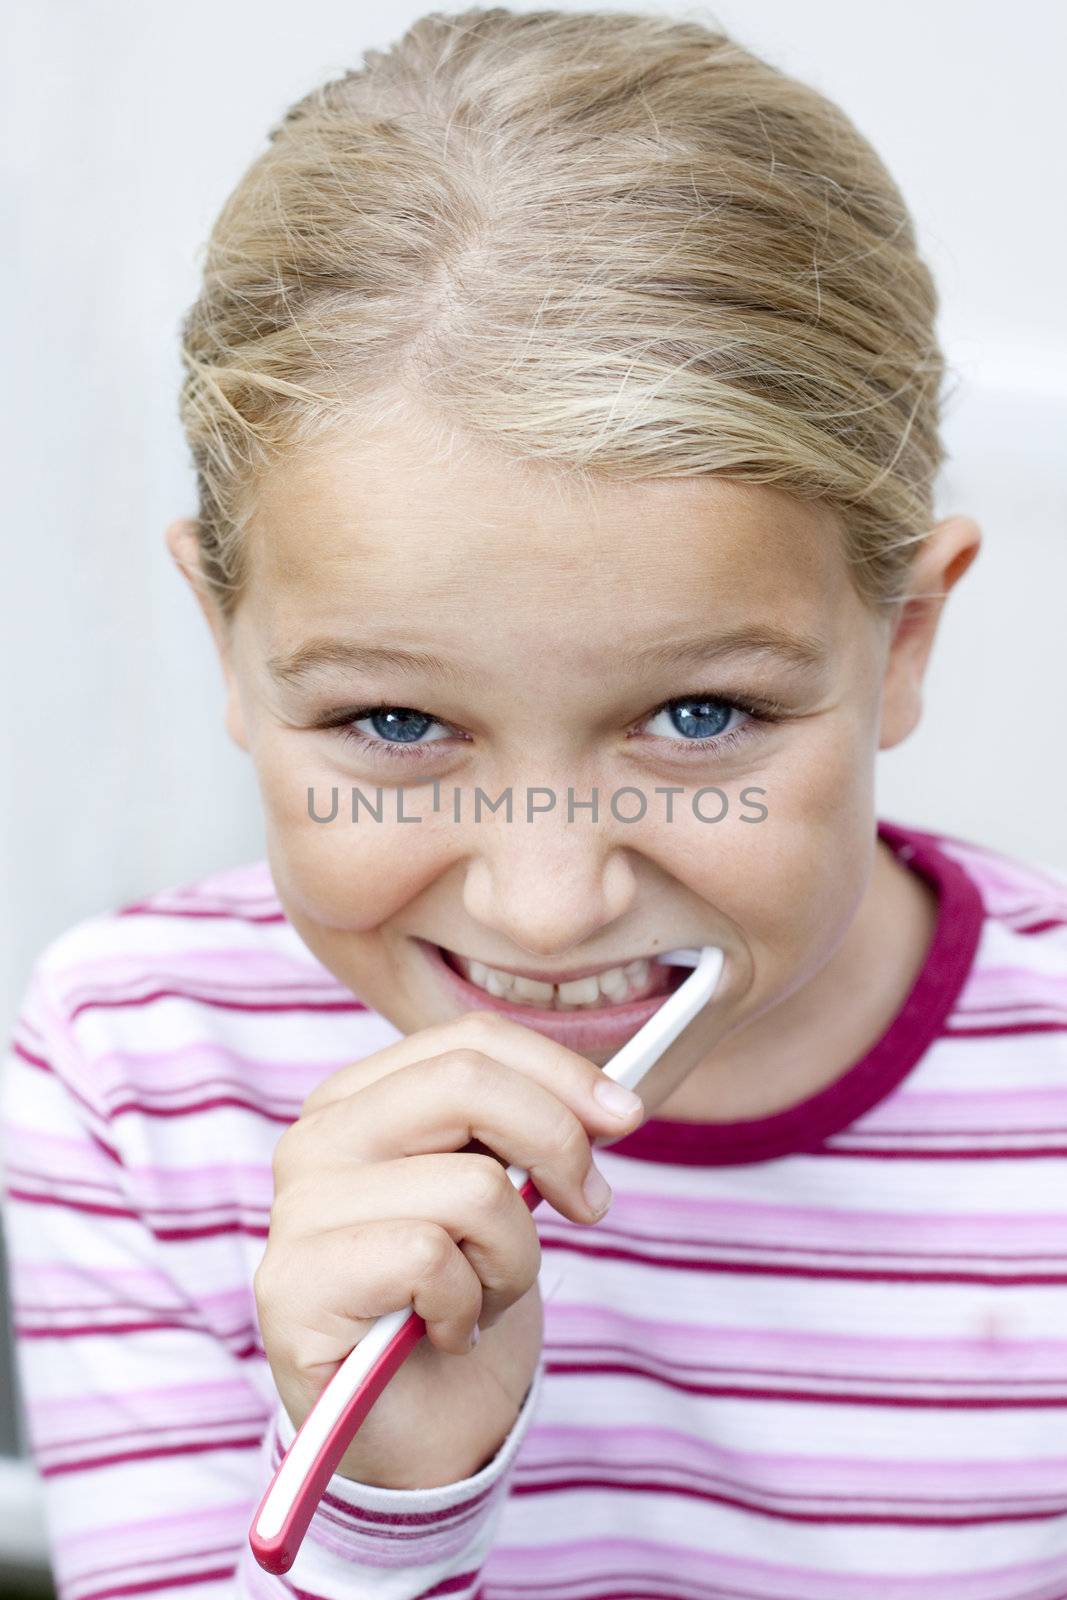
[3,816,1067,1600]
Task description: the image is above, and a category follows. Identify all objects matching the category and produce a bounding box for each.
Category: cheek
[657,713,877,992]
[257,745,459,933]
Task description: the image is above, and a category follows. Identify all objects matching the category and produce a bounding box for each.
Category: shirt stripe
[3,816,1067,1599]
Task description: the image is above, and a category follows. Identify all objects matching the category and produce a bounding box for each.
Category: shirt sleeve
[0,954,544,1600]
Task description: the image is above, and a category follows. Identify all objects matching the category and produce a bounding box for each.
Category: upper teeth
[458,954,655,1010]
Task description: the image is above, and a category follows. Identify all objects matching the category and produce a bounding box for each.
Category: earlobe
[877,513,982,752]
[224,683,250,753]
[878,659,923,752]
[165,517,207,596]
[164,517,250,755]
[165,518,220,635]
[165,516,228,653]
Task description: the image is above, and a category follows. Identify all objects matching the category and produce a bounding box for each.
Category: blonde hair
[178,6,950,623]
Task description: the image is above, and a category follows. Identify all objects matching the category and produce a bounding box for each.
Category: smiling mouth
[435,943,685,1012]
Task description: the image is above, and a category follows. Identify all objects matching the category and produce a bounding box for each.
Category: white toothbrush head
[653,947,702,968]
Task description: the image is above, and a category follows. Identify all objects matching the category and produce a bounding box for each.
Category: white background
[1,0,1065,1567]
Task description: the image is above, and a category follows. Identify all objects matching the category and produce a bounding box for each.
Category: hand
[252,1008,644,1487]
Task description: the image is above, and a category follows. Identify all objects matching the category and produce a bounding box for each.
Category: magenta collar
[607,818,984,1166]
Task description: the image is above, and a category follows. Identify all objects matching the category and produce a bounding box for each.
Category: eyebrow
[630,626,829,675]
[266,625,828,687]
[267,641,472,690]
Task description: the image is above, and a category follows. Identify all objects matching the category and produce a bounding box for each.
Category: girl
[5,8,1067,1598]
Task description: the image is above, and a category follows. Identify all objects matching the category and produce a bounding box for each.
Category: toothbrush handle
[249,1170,542,1574]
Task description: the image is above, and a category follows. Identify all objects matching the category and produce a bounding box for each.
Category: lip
[416,937,690,1054]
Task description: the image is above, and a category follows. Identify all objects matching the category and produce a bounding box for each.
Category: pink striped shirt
[4,816,1067,1600]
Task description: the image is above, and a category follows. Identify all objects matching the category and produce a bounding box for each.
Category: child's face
[171,411,976,1109]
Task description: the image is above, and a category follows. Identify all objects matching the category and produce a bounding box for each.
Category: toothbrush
[249,944,725,1574]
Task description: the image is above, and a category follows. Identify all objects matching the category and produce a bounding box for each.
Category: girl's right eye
[328,705,457,764]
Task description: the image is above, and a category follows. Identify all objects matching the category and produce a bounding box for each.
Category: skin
[166,403,981,1123]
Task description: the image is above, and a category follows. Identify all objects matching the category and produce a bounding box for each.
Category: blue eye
[333,705,453,761]
[320,691,783,764]
[645,697,739,742]
[361,707,444,745]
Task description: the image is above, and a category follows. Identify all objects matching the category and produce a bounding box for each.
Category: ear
[164,517,250,753]
[878,513,982,750]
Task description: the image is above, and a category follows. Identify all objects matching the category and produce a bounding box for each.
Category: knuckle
[266,1181,301,1236]
[277,1108,323,1172]
[459,1009,512,1048]
[252,1256,279,1309]
[408,1220,454,1280]
[436,1046,493,1091]
[298,1086,324,1118]
[270,1126,297,1184]
[462,1152,512,1212]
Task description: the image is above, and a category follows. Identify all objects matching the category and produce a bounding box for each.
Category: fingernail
[582,1161,612,1216]
[469,1324,480,1348]
[594,1077,642,1119]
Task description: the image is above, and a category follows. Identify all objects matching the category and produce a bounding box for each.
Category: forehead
[242,414,852,638]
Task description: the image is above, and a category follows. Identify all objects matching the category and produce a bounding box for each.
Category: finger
[261,1217,488,1361]
[293,1152,546,1328]
[288,1055,616,1223]
[300,1008,644,1136]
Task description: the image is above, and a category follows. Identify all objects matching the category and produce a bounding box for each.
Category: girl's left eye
[641,696,754,751]
[318,694,783,763]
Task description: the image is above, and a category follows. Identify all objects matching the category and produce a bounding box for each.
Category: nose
[460,815,639,960]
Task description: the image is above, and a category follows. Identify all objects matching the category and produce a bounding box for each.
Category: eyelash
[315,693,787,763]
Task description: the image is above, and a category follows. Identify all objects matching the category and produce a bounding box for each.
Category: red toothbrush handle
[250,1171,543,1573]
